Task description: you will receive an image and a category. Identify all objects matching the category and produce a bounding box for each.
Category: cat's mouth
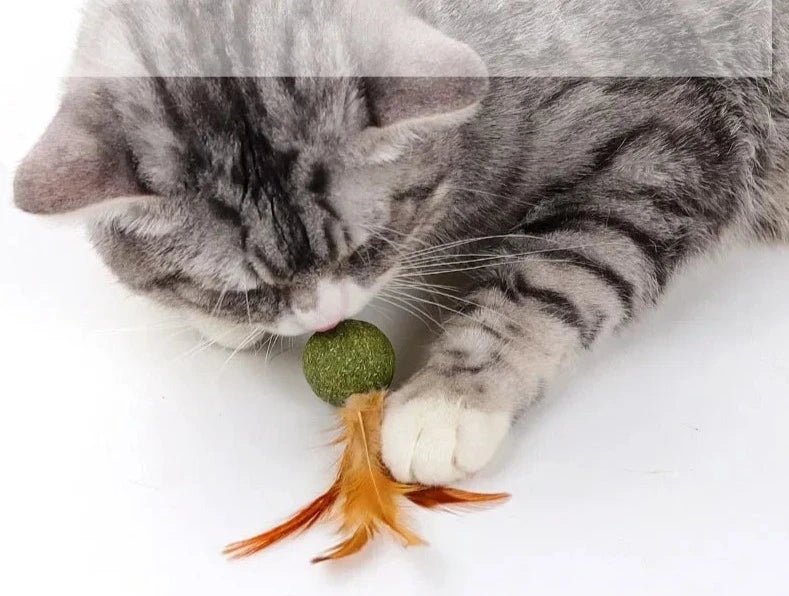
[183,275,391,349]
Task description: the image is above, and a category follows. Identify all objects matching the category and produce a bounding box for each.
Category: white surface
[1,3,789,595]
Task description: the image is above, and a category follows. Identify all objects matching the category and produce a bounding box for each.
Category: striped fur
[13,0,789,484]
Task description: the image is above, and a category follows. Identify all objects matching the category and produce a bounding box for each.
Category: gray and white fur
[14,0,789,484]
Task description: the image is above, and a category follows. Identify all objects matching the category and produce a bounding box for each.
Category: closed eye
[307,164,330,195]
[208,198,243,226]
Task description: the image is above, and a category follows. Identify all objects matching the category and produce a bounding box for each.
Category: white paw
[381,391,512,485]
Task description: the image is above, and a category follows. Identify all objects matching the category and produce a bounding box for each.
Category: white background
[1,2,788,595]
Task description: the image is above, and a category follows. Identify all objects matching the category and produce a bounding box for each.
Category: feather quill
[224,391,508,563]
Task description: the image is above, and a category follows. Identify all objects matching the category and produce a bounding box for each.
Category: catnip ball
[302,320,396,407]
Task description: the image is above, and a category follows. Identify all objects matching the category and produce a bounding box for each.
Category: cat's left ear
[14,100,150,216]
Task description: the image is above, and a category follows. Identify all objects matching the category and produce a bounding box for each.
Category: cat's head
[14,0,488,347]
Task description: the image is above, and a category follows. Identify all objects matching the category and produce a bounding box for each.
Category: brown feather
[225,390,509,563]
[311,526,372,564]
[315,391,424,562]
[223,485,339,559]
[405,486,510,510]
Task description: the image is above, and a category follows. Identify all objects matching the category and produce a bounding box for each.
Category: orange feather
[224,390,509,563]
[405,486,509,510]
[223,486,339,559]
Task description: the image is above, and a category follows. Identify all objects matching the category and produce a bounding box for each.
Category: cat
[14,0,789,485]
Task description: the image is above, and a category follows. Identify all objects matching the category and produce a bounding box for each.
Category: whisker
[175,336,218,362]
[401,239,630,267]
[252,333,273,358]
[402,234,544,259]
[384,287,504,332]
[403,251,512,264]
[394,258,579,278]
[364,229,409,256]
[387,282,523,329]
[211,282,230,317]
[244,290,253,326]
[387,279,462,312]
[399,255,520,270]
[368,223,433,249]
[399,254,545,271]
[441,185,540,206]
[388,281,461,297]
[365,302,395,323]
[395,240,630,277]
[161,326,201,343]
[388,279,461,293]
[379,290,446,331]
[374,294,435,332]
[270,335,296,362]
[172,322,251,363]
[221,327,267,370]
[358,224,411,255]
[263,332,278,367]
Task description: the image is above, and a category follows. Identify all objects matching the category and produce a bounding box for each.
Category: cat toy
[224,320,509,563]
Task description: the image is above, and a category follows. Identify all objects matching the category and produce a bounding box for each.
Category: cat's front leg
[382,229,658,484]
[381,270,603,485]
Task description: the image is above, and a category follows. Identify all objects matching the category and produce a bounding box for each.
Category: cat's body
[14,0,789,483]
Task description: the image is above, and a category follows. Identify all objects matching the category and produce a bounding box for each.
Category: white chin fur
[186,276,388,348]
[291,278,380,333]
[186,313,267,350]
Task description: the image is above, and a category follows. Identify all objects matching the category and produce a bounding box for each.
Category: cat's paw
[381,387,512,485]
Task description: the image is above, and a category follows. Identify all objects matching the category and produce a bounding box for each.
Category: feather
[223,487,339,559]
[225,390,509,563]
[405,486,509,510]
[313,391,425,562]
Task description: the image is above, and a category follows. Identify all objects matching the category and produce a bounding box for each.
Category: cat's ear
[361,16,489,128]
[363,76,489,129]
[14,102,149,216]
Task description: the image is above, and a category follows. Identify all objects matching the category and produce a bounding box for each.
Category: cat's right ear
[360,13,489,129]
[352,14,489,162]
[14,102,150,217]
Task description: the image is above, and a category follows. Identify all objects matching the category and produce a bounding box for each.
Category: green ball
[302,320,396,407]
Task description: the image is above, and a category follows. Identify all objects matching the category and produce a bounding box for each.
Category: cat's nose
[293,280,349,332]
[314,320,341,333]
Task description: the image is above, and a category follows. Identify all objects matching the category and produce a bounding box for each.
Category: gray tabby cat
[14,0,789,485]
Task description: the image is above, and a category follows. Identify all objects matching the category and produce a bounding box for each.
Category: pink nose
[293,280,351,333]
[314,320,341,333]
